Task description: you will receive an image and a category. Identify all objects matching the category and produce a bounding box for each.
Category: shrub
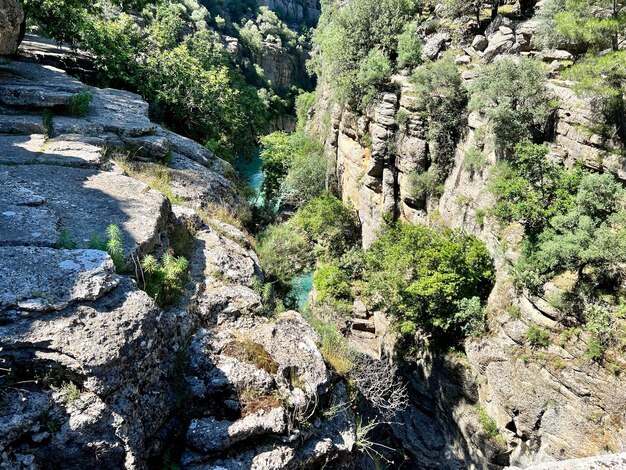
[56,229,77,249]
[469,57,554,156]
[88,224,127,272]
[355,48,392,108]
[408,170,443,200]
[141,252,189,307]
[526,324,550,348]
[412,55,467,179]
[396,22,422,70]
[585,336,605,361]
[66,90,93,117]
[59,381,81,405]
[476,404,499,438]
[362,222,494,339]
[305,313,355,376]
[313,262,352,301]
[463,147,487,175]
[257,223,311,286]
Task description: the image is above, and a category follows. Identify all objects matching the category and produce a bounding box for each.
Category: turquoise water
[235,151,314,309]
[289,272,313,310]
[234,150,265,206]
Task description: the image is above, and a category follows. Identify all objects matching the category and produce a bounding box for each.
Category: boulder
[0,0,24,55]
[422,32,449,61]
[472,35,489,52]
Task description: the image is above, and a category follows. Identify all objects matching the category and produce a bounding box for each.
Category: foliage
[59,381,81,405]
[355,48,392,108]
[555,0,626,52]
[295,91,316,131]
[411,55,467,179]
[362,222,494,339]
[469,57,554,156]
[408,170,443,200]
[290,192,360,260]
[310,0,420,109]
[257,223,311,286]
[532,0,572,50]
[526,324,550,348]
[259,131,294,205]
[475,404,499,438]
[88,224,127,272]
[257,193,358,288]
[564,51,626,143]
[35,5,267,161]
[313,262,352,301]
[260,131,326,207]
[396,23,422,70]
[141,252,189,307]
[56,229,77,249]
[305,312,355,375]
[463,147,487,175]
[66,90,93,117]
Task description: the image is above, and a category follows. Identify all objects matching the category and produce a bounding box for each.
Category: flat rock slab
[0,180,59,247]
[0,278,165,395]
[53,88,157,138]
[0,134,103,167]
[0,165,169,256]
[0,61,85,107]
[187,407,286,454]
[0,247,118,312]
[0,113,45,134]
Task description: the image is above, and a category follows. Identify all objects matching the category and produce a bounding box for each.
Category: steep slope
[0,58,354,469]
[309,6,626,470]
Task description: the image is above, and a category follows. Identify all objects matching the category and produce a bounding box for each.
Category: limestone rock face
[318,8,626,469]
[0,0,24,55]
[0,57,354,469]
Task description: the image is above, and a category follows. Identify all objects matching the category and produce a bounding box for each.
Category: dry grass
[222,338,278,374]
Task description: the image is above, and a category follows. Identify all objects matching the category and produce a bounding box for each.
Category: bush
[141,252,189,307]
[469,57,554,156]
[412,55,467,180]
[396,23,422,70]
[463,147,487,175]
[66,90,93,117]
[355,49,392,108]
[89,224,127,272]
[526,324,550,348]
[408,170,443,200]
[257,223,311,286]
[313,262,352,301]
[362,222,494,339]
[476,404,499,438]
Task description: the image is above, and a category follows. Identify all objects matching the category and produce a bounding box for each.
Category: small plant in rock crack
[89,224,127,272]
[140,252,189,307]
[55,229,77,249]
[58,381,81,405]
[66,90,93,117]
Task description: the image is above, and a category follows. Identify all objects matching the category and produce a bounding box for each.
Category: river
[235,152,314,309]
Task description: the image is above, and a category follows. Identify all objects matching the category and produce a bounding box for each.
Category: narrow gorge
[1,0,626,469]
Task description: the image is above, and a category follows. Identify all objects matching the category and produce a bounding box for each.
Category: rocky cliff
[314,8,626,470]
[0,57,354,469]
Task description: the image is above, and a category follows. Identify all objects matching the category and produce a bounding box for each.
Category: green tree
[362,222,494,338]
[555,1,626,143]
[411,55,467,180]
[469,57,554,156]
[396,22,423,70]
[355,48,392,108]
